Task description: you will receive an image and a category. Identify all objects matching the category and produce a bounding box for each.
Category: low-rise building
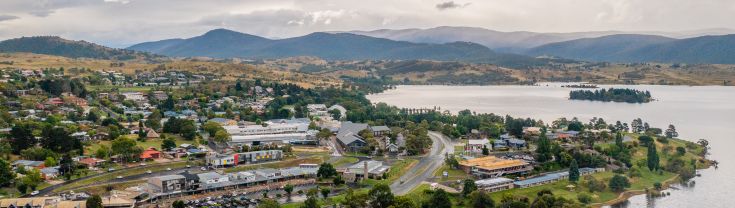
[339,160,391,181]
[475,177,515,192]
[459,156,533,179]
[148,175,186,194]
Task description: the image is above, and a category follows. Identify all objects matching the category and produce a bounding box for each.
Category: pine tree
[569,159,580,182]
[665,124,679,138]
[647,143,660,171]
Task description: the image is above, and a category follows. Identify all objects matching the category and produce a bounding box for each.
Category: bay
[367,84,735,208]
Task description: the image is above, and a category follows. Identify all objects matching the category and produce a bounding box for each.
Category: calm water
[367,84,735,208]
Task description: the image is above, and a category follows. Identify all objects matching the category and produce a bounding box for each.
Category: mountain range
[523,34,735,64]
[0,36,157,60]
[127,29,546,67]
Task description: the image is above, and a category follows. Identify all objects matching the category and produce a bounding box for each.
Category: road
[390,131,453,195]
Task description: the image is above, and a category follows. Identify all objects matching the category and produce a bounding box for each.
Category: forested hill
[0,36,159,60]
[128,29,549,68]
[525,34,735,64]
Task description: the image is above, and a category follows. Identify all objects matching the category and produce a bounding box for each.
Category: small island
[570,88,652,103]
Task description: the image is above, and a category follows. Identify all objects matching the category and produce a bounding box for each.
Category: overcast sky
[1,0,734,47]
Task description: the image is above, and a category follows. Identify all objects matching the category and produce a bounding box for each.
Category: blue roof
[506,138,526,145]
[514,172,568,186]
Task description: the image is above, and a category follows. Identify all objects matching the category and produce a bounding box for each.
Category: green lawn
[432,163,470,183]
[331,157,359,168]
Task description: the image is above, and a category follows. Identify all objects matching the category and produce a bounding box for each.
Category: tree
[647,143,660,171]
[284,184,294,199]
[161,137,177,151]
[344,188,369,208]
[146,110,162,130]
[394,196,418,208]
[369,183,395,208]
[258,199,280,208]
[41,126,83,154]
[44,156,57,167]
[301,188,319,208]
[317,163,337,178]
[609,175,630,192]
[111,137,143,162]
[470,190,495,208]
[0,159,16,187]
[10,122,36,154]
[428,189,452,208]
[320,187,331,199]
[203,121,224,136]
[213,129,231,144]
[482,145,490,156]
[23,169,43,190]
[569,159,580,182]
[180,121,197,140]
[462,179,478,197]
[665,124,678,138]
[535,134,552,163]
[86,195,103,208]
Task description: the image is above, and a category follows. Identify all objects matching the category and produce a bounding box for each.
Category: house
[371,126,391,137]
[504,138,527,149]
[465,139,490,153]
[475,177,514,192]
[146,129,160,139]
[12,160,45,169]
[40,166,60,179]
[148,175,186,193]
[78,157,106,168]
[458,156,533,179]
[71,132,90,141]
[46,97,64,106]
[0,197,62,208]
[522,127,542,136]
[179,171,200,190]
[140,147,162,160]
[337,122,369,152]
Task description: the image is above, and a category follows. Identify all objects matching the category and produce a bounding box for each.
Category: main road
[390,131,454,195]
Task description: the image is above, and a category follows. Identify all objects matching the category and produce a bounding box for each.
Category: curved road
[390,131,453,195]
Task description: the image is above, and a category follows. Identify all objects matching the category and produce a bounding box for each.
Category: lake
[367,84,735,208]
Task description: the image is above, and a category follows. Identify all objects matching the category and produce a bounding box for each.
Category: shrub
[577,193,592,204]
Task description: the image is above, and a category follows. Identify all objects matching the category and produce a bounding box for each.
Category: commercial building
[206,150,283,167]
[475,177,515,192]
[459,156,533,179]
[148,175,186,194]
[339,160,391,182]
[225,118,316,145]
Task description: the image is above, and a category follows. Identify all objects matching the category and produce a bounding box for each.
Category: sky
[0,0,734,47]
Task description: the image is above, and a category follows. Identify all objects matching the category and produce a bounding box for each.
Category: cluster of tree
[569,88,652,103]
[162,117,197,140]
[38,78,88,97]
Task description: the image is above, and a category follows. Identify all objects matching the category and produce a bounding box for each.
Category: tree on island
[569,159,580,182]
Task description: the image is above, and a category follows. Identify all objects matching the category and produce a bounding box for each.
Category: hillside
[524,34,735,64]
[344,26,624,52]
[0,36,158,60]
[127,29,546,67]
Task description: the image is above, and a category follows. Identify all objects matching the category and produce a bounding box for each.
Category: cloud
[436,1,470,10]
[0,15,19,22]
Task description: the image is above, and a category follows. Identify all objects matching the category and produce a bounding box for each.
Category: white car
[116,176,123,179]
[166,168,172,171]
[140,163,147,166]
[200,167,207,171]
[186,165,191,168]
[146,170,152,174]
[108,168,115,172]
[30,191,39,196]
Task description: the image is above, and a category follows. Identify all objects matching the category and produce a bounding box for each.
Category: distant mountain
[343,26,625,52]
[0,36,157,60]
[128,29,546,67]
[524,34,735,64]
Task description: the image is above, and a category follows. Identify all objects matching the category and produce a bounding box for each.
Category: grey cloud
[436,1,469,10]
[0,15,19,22]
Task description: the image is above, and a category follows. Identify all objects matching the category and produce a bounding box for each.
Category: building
[121,92,146,102]
[140,148,162,160]
[0,197,62,208]
[40,166,60,180]
[336,122,369,152]
[228,171,256,182]
[197,172,230,189]
[148,175,186,193]
[327,105,347,120]
[13,160,45,169]
[339,160,391,181]
[465,138,490,153]
[371,126,391,137]
[475,177,515,192]
[225,119,315,145]
[206,150,283,167]
[513,168,604,188]
[306,104,329,118]
[458,156,533,179]
[78,158,106,168]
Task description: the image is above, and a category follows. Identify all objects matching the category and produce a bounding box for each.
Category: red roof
[140,147,161,159]
[79,158,105,166]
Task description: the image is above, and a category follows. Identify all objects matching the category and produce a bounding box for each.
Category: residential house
[458,156,533,179]
[140,147,162,160]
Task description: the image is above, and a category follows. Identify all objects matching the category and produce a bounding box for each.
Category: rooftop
[459,156,528,170]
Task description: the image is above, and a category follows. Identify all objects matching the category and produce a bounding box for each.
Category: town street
[390,131,453,195]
